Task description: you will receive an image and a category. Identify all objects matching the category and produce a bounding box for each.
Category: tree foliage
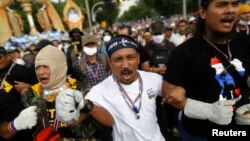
[119,0,199,21]
[118,1,151,22]
[144,0,199,16]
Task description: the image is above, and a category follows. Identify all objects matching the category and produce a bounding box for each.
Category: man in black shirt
[0,47,37,140]
[162,0,250,140]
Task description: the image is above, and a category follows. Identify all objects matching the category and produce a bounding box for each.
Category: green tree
[143,0,198,17]
[117,0,199,22]
[75,0,119,28]
[118,1,151,22]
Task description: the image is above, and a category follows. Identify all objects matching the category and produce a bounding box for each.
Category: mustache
[221,15,235,21]
[121,69,132,75]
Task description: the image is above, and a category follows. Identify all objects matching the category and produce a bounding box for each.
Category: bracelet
[8,121,17,134]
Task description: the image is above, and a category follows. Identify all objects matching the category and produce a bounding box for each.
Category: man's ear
[199,6,206,20]
[108,58,112,68]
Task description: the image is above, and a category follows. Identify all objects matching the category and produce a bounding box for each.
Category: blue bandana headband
[106,35,138,57]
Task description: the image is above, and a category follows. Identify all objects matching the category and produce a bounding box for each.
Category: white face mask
[238,20,249,26]
[83,46,97,56]
[152,34,165,44]
[103,35,111,42]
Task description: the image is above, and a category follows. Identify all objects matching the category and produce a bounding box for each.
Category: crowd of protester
[1,0,250,141]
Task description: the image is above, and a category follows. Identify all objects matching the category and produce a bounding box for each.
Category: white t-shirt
[85,70,165,141]
[169,33,186,46]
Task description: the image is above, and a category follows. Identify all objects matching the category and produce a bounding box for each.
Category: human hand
[236,103,250,125]
[14,81,31,93]
[56,89,84,124]
[162,86,186,109]
[208,100,235,125]
[159,67,166,75]
[12,106,37,132]
[184,99,235,125]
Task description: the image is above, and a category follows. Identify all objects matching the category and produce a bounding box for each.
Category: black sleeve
[163,43,190,86]
[238,34,250,81]
[25,65,39,85]
[0,94,24,121]
[138,45,150,64]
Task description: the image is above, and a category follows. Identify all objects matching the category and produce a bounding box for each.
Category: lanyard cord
[113,72,143,119]
[0,63,16,89]
[85,60,99,78]
[203,36,232,61]
[41,85,67,131]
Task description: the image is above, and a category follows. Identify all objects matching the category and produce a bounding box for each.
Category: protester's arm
[14,81,31,93]
[236,103,250,125]
[141,61,166,74]
[140,60,151,72]
[162,80,235,125]
[161,80,187,110]
[0,106,37,139]
[0,122,15,139]
[56,89,114,127]
[85,100,114,127]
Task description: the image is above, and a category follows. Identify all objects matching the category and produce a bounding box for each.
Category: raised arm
[0,106,37,139]
[56,89,114,127]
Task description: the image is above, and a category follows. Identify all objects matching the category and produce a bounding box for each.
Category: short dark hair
[201,0,213,8]
[194,0,213,38]
[0,47,7,55]
[69,28,84,38]
[37,39,53,51]
[103,29,113,37]
[118,24,132,36]
[177,20,187,26]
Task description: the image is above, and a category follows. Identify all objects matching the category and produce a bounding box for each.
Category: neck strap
[113,72,143,119]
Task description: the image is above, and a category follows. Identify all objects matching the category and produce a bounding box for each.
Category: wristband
[8,121,17,134]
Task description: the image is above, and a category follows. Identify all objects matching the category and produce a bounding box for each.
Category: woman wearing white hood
[21,45,82,140]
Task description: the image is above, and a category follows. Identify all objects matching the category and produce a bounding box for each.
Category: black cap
[37,39,53,51]
[69,28,84,38]
[151,19,165,34]
[0,47,7,55]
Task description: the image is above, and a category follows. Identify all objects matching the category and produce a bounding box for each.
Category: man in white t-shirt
[56,35,165,141]
[169,20,187,46]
